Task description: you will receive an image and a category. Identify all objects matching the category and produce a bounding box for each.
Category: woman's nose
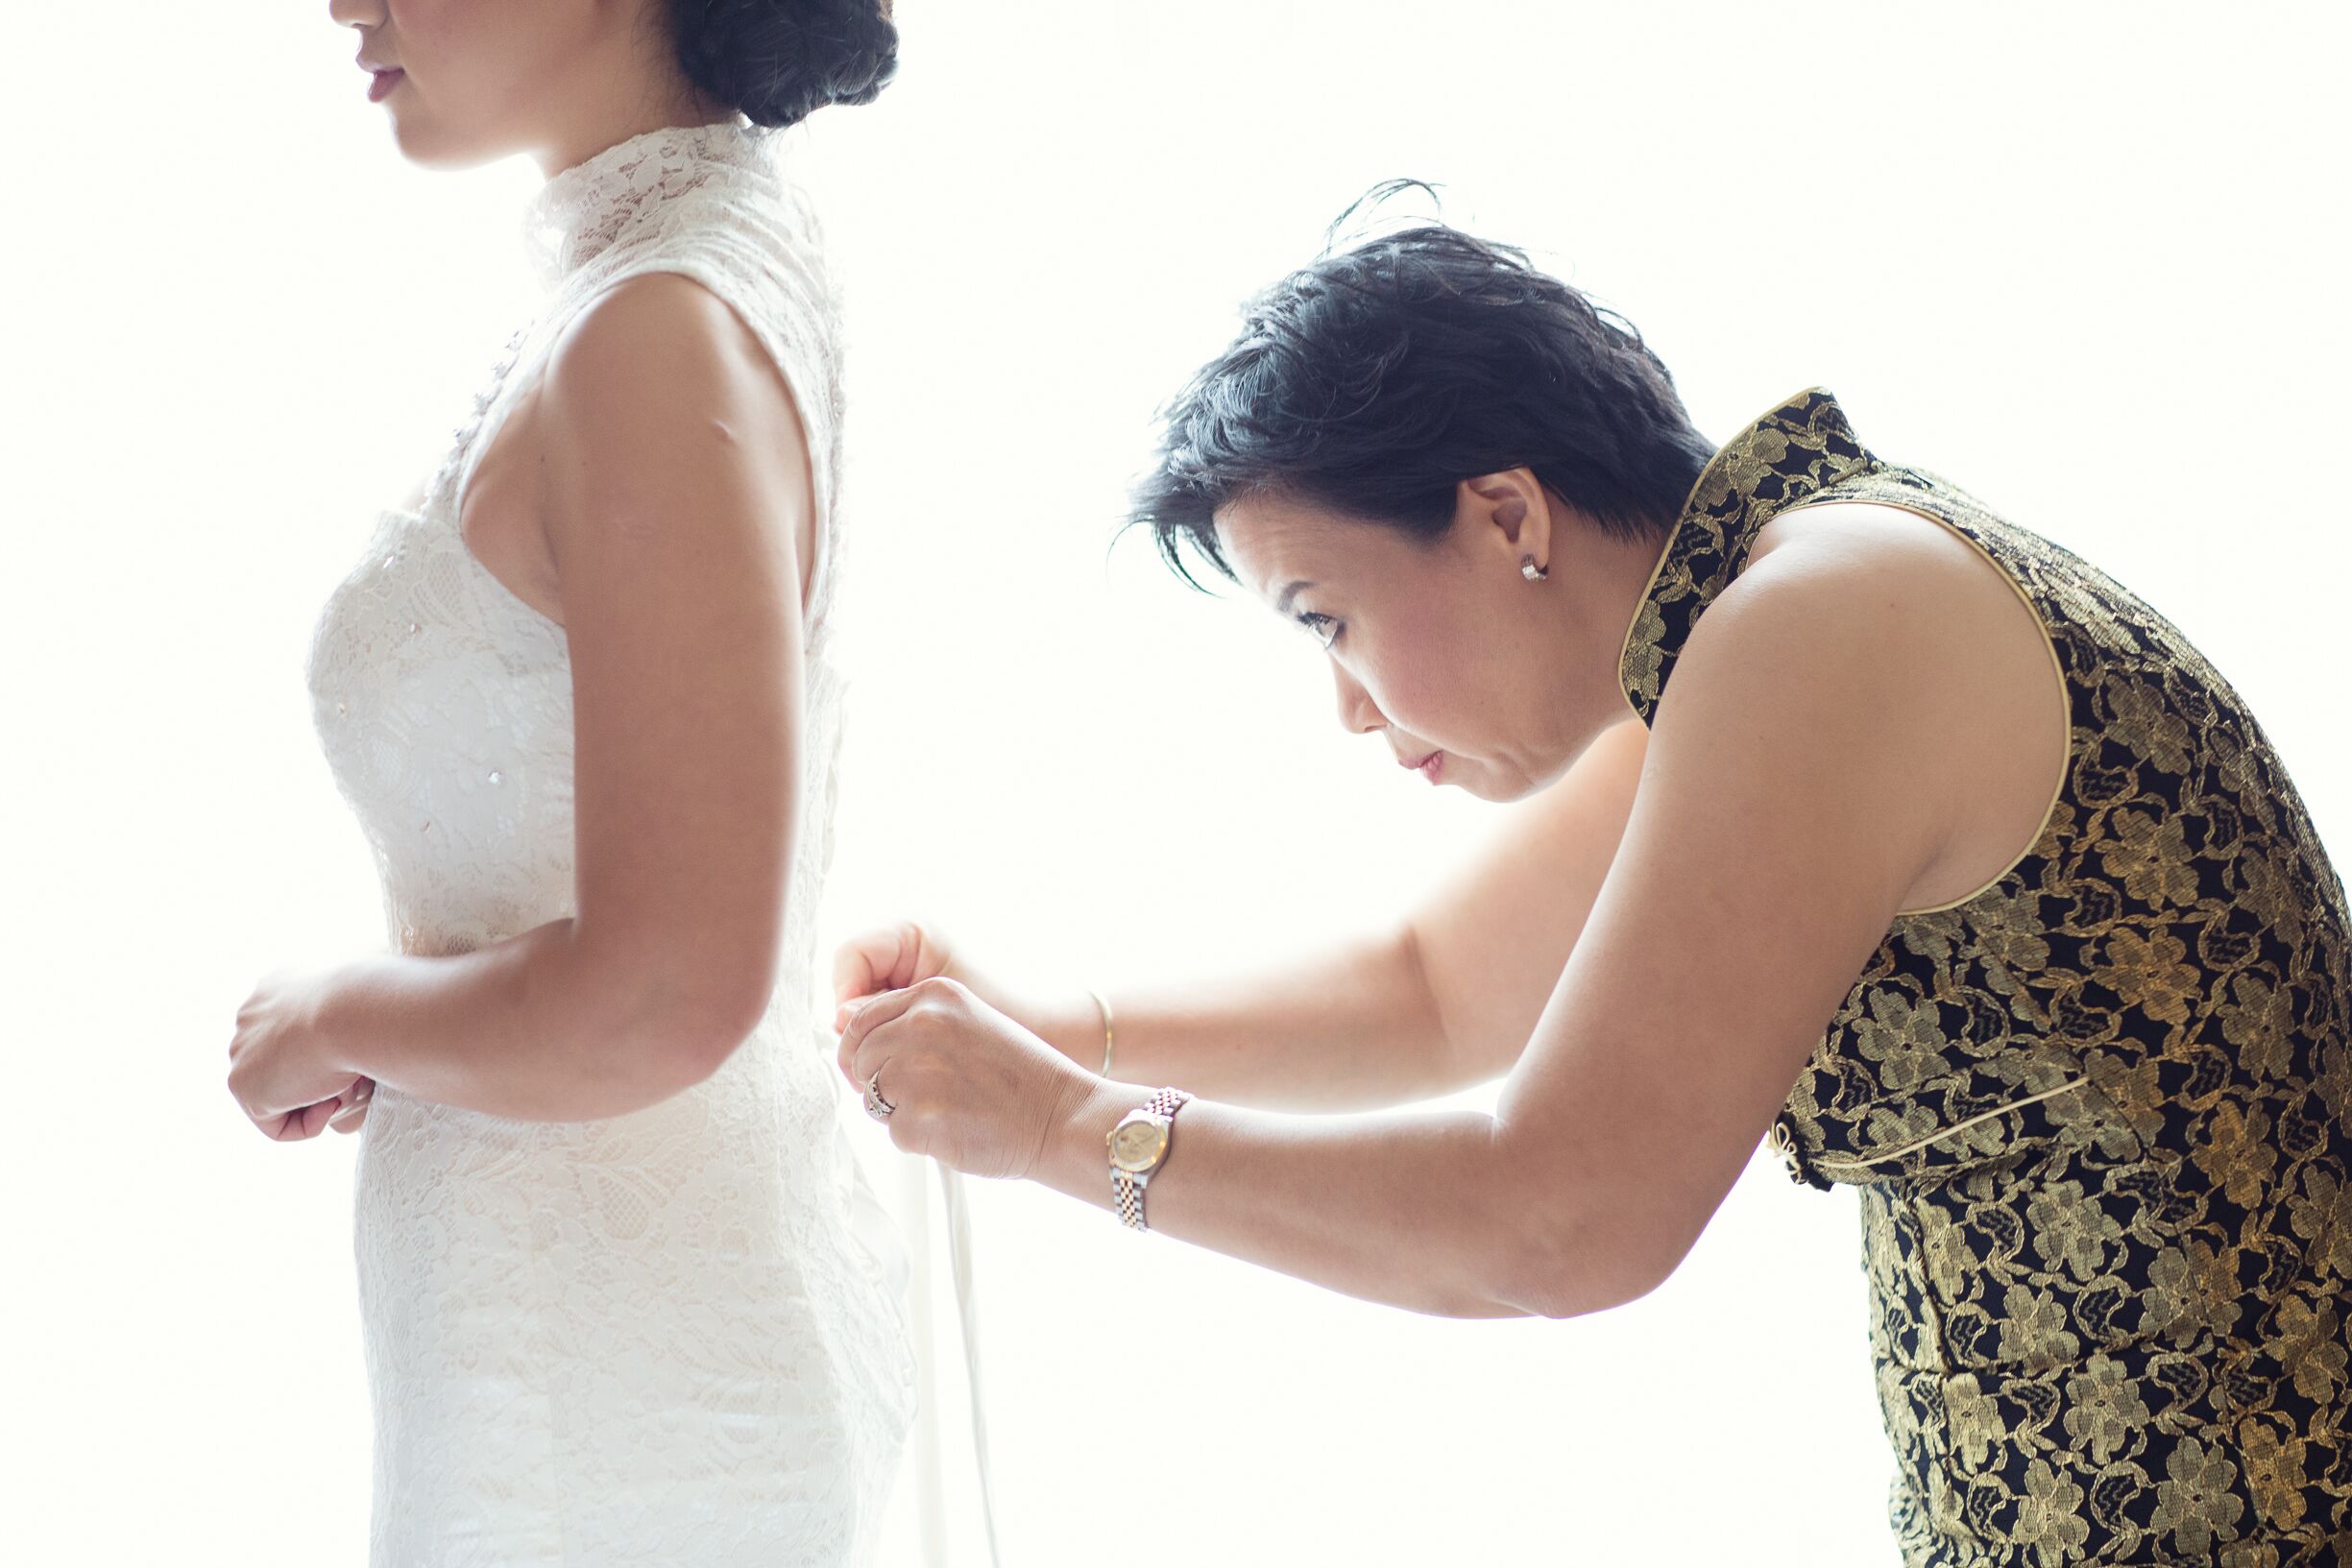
[1331,661,1384,735]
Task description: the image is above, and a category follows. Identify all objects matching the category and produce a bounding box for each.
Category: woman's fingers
[277,1100,335,1141]
[830,926,911,1010]
[830,922,949,1014]
[329,1078,375,1134]
[835,982,926,1081]
[831,936,885,1014]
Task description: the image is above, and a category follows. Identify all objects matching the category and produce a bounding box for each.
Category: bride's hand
[836,977,1095,1181]
[227,963,375,1142]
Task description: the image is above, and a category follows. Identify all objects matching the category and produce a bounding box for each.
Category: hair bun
[674,0,900,130]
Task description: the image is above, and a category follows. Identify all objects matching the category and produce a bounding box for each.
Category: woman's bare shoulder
[1697,497,2070,911]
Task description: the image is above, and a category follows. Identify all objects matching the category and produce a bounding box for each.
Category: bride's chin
[387,115,502,175]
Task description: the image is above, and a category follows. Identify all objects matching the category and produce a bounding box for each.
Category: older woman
[833,221,2351,1566]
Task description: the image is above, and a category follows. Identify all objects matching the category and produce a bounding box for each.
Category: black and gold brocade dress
[1616,390,2352,1567]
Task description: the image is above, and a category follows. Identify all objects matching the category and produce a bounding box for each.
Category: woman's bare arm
[1021,549,1940,1313]
[327,274,819,1122]
[960,716,1648,1112]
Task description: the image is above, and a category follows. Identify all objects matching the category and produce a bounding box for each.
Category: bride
[223,2,915,1561]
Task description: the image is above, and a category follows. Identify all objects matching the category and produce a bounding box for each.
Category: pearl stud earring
[1520,556,1548,582]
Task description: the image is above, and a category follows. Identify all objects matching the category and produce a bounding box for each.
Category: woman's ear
[1458,468,1554,575]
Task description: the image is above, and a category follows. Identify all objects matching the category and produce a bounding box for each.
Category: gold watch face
[1108,1116,1169,1173]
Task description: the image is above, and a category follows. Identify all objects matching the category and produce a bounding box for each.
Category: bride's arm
[864,716,1646,1114]
[323,275,820,1123]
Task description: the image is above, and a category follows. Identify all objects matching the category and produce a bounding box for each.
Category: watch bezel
[1107,1111,1172,1174]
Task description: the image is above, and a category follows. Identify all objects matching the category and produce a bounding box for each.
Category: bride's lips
[367,68,404,103]
[1400,749,1444,783]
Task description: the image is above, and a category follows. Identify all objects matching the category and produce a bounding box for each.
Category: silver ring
[862,1069,895,1122]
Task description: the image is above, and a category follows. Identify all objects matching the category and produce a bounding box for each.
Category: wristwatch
[1107,1087,1193,1231]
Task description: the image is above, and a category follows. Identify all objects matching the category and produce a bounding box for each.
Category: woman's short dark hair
[668,0,899,131]
[1129,199,1717,590]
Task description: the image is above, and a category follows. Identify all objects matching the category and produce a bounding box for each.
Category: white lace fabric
[304,116,916,1566]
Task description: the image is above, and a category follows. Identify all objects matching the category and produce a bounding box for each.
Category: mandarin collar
[1616,388,1876,722]
[518,114,766,289]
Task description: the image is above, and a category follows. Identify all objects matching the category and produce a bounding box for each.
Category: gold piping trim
[1810,1075,2090,1171]
[1822,496,2075,918]
[1613,402,2072,917]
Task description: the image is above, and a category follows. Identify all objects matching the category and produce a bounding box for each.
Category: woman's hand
[227,964,375,1142]
[836,977,1099,1180]
[832,920,1107,1072]
[831,919,972,1029]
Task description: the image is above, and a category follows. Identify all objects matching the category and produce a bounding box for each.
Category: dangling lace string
[935,1164,1001,1566]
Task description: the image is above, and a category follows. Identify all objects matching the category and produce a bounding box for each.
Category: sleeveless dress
[1619,389,2352,1567]
[303,117,917,1566]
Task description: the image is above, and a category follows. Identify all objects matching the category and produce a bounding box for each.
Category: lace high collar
[519,114,770,288]
[1616,388,1878,723]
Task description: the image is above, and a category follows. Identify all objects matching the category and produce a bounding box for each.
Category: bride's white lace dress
[303,116,916,1566]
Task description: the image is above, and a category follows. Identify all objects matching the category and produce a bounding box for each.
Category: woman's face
[328,0,688,171]
[1214,472,1663,803]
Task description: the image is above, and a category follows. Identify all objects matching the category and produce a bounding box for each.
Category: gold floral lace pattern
[1620,389,2352,1566]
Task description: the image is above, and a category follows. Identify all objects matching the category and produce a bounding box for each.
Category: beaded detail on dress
[1620,390,2352,1567]
[303,115,913,1566]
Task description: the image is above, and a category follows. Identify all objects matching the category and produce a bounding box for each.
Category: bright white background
[4,3,2346,1564]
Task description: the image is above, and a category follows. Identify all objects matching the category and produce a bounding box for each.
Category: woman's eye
[1295,613,1342,649]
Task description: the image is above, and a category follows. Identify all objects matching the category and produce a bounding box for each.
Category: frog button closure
[1764,1116,1809,1186]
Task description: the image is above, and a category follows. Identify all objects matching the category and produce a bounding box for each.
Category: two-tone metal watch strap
[1112,1169,1149,1229]
[1113,1088,1194,1231]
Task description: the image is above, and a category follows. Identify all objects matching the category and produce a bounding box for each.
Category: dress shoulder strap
[448,181,851,648]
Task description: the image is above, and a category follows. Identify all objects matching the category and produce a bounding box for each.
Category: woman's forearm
[1028,1079,1640,1320]
[324,920,736,1122]
[1015,925,1469,1113]
[998,723,1652,1111]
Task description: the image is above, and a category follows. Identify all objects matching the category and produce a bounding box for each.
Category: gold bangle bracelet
[1088,987,1115,1079]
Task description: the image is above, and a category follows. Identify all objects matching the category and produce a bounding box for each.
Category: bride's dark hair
[669,0,899,130]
